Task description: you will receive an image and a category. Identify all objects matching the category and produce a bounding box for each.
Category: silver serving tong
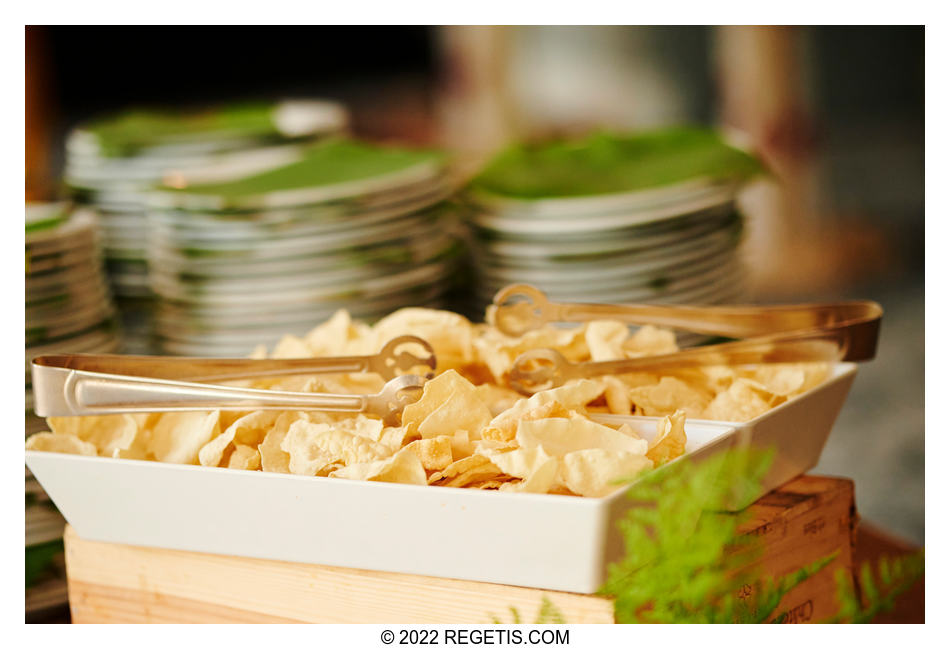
[31,336,436,426]
[491,284,882,394]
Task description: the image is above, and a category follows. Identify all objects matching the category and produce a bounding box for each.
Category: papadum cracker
[516,415,648,457]
[401,370,480,433]
[482,379,603,442]
[441,462,504,488]
[150,411,221,465]
[331,446,426,485]
[623,325,678,357]
[585,321,630,362]
[405,435,454,471]
[257,411,308,474]
[477,446,553,479]
[199,410,279,467]
[26,304,836,497]
[601,376,633,415]
[629,376,710,418]
[646,410,687,466]
[281,420,392,476]
[417,389,490,440]
[26,432,98,456]
[427,454,494,484]
[47,414,141,458]
[703,378,774,422]
[227,444,262,471]
[560,448,653,497]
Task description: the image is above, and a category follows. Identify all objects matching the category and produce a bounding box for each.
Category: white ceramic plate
[466,177,739,220]
[476,223,739,267]
[470,191,737,235]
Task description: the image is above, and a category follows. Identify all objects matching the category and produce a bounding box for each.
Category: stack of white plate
[145,138,463,356]
[64,100,348,353]
[26,203,121,433]
[464,128,761,308]
[25,464,69,619]
[26,203,111,618]
[25,467,66,547]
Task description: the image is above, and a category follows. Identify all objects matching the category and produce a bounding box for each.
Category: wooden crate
[64,475,855,624]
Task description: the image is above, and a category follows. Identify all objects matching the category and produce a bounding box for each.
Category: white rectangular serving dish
[25,363,857,594]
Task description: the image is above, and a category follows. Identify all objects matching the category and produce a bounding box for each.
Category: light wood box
[64,475,855,624]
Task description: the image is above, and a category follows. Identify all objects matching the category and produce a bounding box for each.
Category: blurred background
[24,24,923,616]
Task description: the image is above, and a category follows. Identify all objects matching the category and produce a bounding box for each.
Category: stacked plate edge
[145,137,464,357]
[64,99,349,353]
[463,128,763,312]
[25,202,116,617]
[26,203,121,425]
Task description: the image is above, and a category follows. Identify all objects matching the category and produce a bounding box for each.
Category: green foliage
[761,554,838,623]
[489,597,566,624]
[600,446,809,623]
[825,551,925,623]
[535,597,567,624]
[493,446,924,624]
[25,539,63,589]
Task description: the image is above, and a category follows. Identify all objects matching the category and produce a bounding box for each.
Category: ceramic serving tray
[25,364,856,593]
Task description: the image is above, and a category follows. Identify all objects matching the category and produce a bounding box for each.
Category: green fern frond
[602,446,778,623]
[494,444,923,624]
[825,551,924,623]
[535,597,567,624]
[488,597,567,624]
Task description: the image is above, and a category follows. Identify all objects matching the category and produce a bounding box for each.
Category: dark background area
[40,25,436,115]
[30,25,441,177]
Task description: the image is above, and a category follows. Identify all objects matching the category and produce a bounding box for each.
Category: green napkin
[164,138,444,200]
[82,103,281,158]
[470,127,764,200]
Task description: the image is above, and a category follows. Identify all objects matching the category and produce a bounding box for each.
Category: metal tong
[491,284,882,394]
[31,336,436,426]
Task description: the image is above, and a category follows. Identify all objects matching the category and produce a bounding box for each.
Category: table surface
[852,521,924,623]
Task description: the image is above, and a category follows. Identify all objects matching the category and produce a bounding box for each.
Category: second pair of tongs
[492,285,882,393]
[31,336,436,426]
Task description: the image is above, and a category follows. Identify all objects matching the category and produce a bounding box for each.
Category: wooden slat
[739,476,856,622]
[65,475,855,624]
[64,527,614,623]
[70,581,299,624]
